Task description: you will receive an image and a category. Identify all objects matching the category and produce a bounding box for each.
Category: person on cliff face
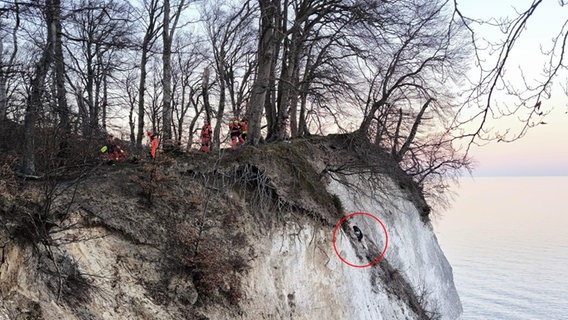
[353,225,363,242]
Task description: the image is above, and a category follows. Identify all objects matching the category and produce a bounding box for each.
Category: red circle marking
[332,211,389,268]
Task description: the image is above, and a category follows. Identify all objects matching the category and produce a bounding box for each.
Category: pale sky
[458,0,568,176]
[470,108,568,176]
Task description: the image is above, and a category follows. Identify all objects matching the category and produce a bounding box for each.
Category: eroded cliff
[0,135,461,319]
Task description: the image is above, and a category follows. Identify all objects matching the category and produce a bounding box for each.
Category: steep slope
[0,134,461,319]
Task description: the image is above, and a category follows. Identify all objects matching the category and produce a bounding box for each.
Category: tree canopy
[0,0,563,204]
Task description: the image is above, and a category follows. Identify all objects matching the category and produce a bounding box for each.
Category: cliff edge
[0,134,461,319]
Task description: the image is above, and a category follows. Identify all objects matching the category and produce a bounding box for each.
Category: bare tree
[122,69,138,145]
[0,1,21,122]
[178,65,205,150]
[202,66,212,124]
[162,0,173,141]
[146,60,164,134]
[201,0,256,150]
[65,0,135,136]
[269,0,345,141]
[329,0,474,203]
[171,33,204,144]
[246,0,363,142]
[291,7,360,137]
[247,0,279,145]
[135,0,162,147]
[355,1,464,136]
[6,0,482,195]
[161,0,188,144]
[453,0,567,147]
[52,0,70,135]
[21,0,58,175]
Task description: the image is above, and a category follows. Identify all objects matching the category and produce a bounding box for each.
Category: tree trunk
[297,53,312,137]
[263,64,277,140]
[21,0,56,175]
[395,98,433,161]
[274,17,303,141]
[213,55,226,151]
[52,0,70,134]
[129,99,135,146]
[391,108,403,158]
[161,0,186,144]
[248,0,278,145]
[76,87,89,136]
[264,34,280,141]
[86,48,96,135]
[136,0,160,148]
[100,66,107,132]
[162,0,173,141]
[297,80,309,137]
[0,39,7,122]
[289,87,299,137]
[375,106,390,147]
[359,99,387,139]
[0,2,20,122]
[102,70,108,132]
[136,48,148,147]
[186,106,201,150]
[0,74,7,122]
[202,67,212,124]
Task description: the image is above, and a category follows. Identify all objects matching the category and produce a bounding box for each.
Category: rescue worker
[100,134,125,162]
[112,144,126,161]
[200,120,212,153]
[147,131,159,159]
[239,117,248,143]
[229,118,243,149]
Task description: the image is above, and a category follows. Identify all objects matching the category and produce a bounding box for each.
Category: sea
[433,176,568,320]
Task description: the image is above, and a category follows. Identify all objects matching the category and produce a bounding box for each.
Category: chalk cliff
[0,135,461,319]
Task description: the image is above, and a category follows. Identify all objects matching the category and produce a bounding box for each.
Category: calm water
[433,176,568,320]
